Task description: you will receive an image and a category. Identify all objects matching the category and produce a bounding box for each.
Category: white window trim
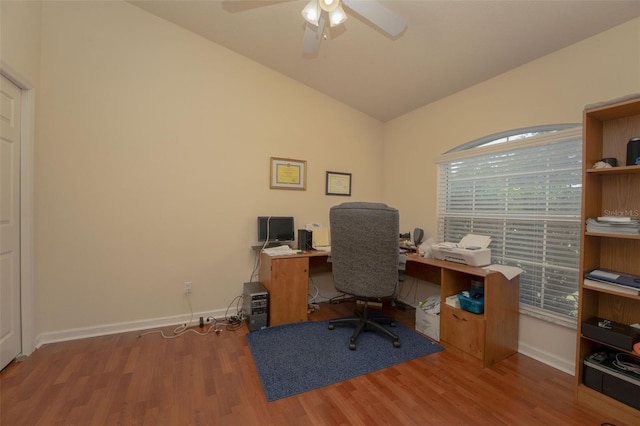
[438,127,581,163]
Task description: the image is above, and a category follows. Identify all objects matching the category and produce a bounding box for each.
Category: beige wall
[1,0,42,84]
[384,17,640,372]
[35,1,383,336]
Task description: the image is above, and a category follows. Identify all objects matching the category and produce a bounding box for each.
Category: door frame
[2,62,36,357]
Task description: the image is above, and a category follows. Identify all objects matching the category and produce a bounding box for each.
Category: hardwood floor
[0,302,626,425]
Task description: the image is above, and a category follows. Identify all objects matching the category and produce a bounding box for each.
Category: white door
[0,75,22,370]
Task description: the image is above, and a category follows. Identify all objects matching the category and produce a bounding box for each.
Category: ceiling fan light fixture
[319,0,340,13]
[328,5,347,27]
[301,0,320,26]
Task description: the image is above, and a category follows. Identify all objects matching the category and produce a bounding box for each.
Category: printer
[431,234,492,267]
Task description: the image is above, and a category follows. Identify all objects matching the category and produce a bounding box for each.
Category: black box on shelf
[581,317,640,351]
[583,350,640,410]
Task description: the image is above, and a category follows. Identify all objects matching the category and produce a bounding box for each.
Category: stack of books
[584,268,640,296]
[586,216,640,235]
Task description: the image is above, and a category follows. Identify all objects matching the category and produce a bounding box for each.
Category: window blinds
[437,127,582,327]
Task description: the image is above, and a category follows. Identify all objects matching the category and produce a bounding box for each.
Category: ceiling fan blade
[342,0,407,36]
[302,13,326,55]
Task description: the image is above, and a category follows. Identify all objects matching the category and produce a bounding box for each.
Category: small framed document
[325,171,351,196]
[270,157,306,190]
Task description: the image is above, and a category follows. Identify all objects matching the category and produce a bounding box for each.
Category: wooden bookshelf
[574,95,640,424]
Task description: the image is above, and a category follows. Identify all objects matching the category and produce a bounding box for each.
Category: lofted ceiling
[129,0,640,122]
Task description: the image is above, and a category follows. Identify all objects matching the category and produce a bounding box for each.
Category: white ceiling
[129,0,640,122]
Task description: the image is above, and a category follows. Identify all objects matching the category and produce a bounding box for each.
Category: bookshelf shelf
[584,232,640,240]
[582,282,640,300]
[586,165,640,174]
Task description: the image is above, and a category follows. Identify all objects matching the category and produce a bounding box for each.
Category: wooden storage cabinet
[410,256,520,368]
[259,253,310,326]
[574,96,640,424]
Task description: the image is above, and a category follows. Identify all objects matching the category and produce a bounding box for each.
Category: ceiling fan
[300,0,407,55]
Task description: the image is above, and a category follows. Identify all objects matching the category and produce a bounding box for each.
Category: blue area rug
[246,319,444,401]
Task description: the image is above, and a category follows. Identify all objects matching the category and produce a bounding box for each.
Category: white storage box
[415,308,440,342]
[445,294,461,308]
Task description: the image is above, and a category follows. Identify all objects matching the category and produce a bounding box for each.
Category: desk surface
[264,250,330,260]
[405,254,497,277]
[264,250,497,278]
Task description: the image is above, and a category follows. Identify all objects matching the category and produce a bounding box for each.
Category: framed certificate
[325,171,351,196]
[270,157,306,190]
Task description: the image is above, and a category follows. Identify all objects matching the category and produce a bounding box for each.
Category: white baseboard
[518,341,575,376]
[34,308,229,349]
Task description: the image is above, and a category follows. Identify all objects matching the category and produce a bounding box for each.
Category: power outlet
[184,281,192,295]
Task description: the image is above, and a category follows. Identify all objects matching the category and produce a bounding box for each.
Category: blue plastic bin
[457,288,484,314]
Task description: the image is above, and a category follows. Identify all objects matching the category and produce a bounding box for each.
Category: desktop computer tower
[243,282,269,331]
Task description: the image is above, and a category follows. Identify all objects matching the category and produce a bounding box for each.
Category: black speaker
[627,137,640,166]
[413,228,424,246]
[298,229,313,251]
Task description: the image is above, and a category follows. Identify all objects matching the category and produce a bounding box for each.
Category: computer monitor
[257,216,295,243]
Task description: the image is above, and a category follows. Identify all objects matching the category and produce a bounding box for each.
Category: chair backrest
[329,202,399,298]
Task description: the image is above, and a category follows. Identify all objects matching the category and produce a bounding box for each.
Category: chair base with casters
[328,299,401,350]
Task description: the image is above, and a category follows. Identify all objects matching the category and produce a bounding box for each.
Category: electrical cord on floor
[138,295,221,339]
[307,276,344,305]
[222,294,245,331]
[308,277,320,305]
[137,291,251,339]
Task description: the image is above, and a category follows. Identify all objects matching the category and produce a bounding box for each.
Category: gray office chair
[328,202,401,350]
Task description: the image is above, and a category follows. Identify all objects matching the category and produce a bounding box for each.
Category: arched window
[437,124,582,327]
[447,124,580,151]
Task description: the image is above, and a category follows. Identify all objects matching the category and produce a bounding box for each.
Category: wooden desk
[259,251,519,367]
[406,254,520,368]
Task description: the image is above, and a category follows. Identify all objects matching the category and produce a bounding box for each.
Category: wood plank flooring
[0,302,627,425]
